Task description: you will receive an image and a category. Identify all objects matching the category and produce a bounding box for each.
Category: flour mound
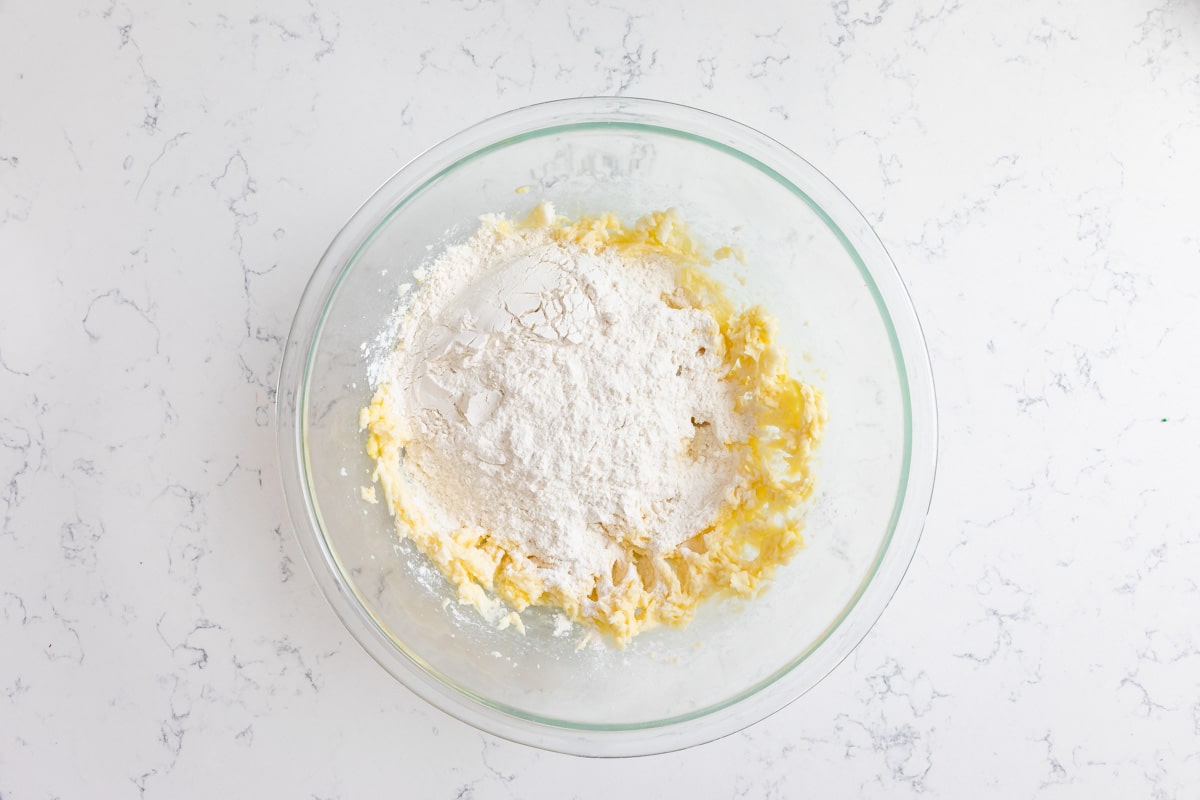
[375,223,749,595]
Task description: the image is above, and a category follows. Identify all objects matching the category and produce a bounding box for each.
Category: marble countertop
[2,0,1198,796]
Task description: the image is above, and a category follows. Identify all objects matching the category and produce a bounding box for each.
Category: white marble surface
[2,0,1199,795]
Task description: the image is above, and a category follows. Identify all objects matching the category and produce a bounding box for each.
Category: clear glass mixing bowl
[276,98,936,756]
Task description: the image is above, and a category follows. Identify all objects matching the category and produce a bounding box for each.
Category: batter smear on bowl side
[361,202,826,646]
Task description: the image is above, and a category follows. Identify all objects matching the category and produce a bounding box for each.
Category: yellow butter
[364,204,825,646]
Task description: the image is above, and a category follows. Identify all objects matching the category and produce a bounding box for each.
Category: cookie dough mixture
[362,202,825,645]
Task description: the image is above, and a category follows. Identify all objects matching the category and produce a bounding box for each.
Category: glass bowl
[276,97,936,756]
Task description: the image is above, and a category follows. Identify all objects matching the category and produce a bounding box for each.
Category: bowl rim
[276,96,938,756]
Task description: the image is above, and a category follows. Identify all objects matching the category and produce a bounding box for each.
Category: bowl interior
[300,121,907,728]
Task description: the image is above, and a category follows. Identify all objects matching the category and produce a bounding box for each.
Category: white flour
[373,220,749,595]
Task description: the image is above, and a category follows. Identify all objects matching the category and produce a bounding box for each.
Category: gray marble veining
[1,0,1198,796]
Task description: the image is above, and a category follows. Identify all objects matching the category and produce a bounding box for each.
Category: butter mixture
[362,203,825,645]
